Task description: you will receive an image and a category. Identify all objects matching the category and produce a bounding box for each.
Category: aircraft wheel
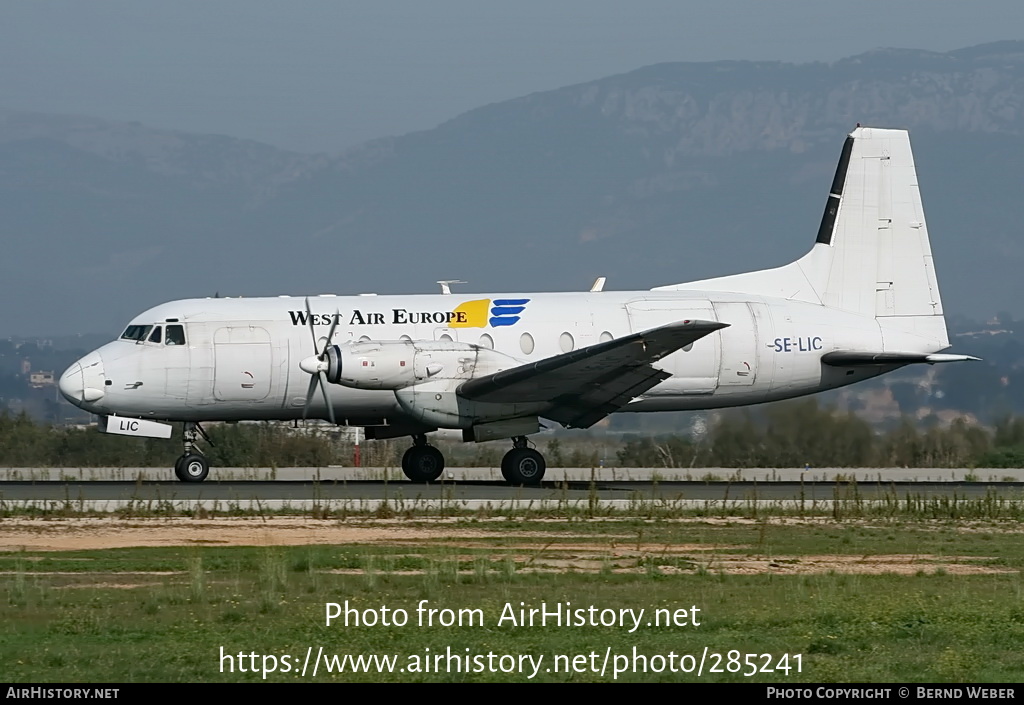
[502,448,545,486]
[175,454,209,483]
[401,445,444,483]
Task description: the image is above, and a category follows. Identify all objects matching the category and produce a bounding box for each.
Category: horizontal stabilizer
[459,319,726,428]
[821,351,981,367]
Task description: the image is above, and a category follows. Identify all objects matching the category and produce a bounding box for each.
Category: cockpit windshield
[120,325,153,342]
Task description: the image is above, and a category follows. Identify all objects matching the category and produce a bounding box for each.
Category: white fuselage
[64,288,904,427]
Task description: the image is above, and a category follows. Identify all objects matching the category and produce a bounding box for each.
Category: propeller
[298,297,340,425]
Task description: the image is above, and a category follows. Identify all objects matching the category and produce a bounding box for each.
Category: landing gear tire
[401,445,444,483]
[501,448,545,486]
[175,454,209,483]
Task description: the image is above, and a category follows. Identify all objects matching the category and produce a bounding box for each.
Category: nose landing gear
[173,422,212,482]
[174,453,209,482]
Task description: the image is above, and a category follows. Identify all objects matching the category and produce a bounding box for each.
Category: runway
[2,466,1022,512]
[2,479,1023,502]
[5,466,1024,483]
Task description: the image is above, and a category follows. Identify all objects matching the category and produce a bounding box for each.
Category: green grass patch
[1,518,1023,682]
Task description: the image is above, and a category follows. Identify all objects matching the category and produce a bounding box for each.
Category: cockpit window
[121,325,153,342]
[148,326,162,343]
[166,325,186,346]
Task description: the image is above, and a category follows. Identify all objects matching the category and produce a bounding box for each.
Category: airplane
[58,126,979,485]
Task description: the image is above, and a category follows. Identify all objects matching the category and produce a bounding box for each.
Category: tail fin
[658,126,950,351]
[807,127,943,319]
[799,126,948,349]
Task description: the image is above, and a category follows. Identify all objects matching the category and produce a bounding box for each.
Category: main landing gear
[500,436,546,485]
[173,422,212,483]
[401,434,445,482]
[399,434,546,485]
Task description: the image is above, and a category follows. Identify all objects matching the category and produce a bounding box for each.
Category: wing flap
[458,319,726,427]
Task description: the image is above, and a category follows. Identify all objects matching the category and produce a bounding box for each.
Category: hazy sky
[2,1,1022,153]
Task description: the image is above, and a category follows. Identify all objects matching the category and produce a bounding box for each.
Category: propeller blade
[324,308,341,352]
[318,370,336,425]
[302,373,319,421]
[304,296,320,355]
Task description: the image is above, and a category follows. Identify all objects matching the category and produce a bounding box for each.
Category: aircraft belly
[642,375,716,396]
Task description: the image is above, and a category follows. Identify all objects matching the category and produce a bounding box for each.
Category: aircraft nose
[58,362,82,403]
[59,352,106,406]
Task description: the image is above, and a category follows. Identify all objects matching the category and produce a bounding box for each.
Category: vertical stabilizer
[806,127,943,324]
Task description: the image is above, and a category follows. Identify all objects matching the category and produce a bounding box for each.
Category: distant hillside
[2,41,1024,335]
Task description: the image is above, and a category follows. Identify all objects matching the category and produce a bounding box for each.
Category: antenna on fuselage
[437,280,466,294]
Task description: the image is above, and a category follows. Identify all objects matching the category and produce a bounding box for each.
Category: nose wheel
[401,434,445,482]
[173,422,213,483]
[501,437,546,485]
[174,454,210,482]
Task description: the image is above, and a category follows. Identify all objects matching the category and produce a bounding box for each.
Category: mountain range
[2,41,1023,337]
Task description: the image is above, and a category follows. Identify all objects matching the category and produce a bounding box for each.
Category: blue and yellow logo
[451,299,531,328]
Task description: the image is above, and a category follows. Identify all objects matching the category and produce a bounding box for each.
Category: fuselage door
[711,302,759,387]
[213,326,272,402]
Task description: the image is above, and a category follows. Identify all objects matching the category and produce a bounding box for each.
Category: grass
[1,517,1023,682]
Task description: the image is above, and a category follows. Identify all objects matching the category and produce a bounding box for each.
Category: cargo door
[213,326,272,402]
[712,302,759,387]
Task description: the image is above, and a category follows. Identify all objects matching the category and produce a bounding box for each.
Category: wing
[458,319,727,428]
[821,351,980,366]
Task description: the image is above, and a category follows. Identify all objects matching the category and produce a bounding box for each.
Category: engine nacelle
[324,341,418,390]
[321,340,519,391]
